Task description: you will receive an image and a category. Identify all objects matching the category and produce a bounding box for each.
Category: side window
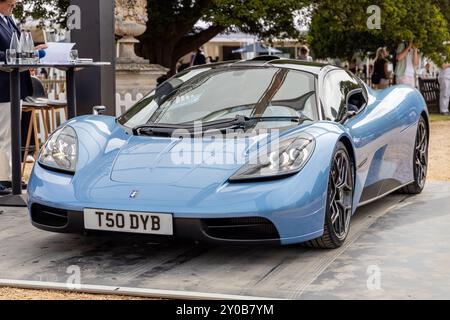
[322,71,360,121]
[347,90,367,112]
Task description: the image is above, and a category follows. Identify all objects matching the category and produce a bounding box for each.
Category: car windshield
[118,66,318,130]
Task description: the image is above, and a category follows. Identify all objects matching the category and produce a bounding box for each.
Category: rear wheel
[306,142,354,249]
[399,116,428,194]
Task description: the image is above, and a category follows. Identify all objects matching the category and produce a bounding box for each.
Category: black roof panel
[187,58,333,75]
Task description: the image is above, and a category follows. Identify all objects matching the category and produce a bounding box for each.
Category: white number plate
[84,209,173,235]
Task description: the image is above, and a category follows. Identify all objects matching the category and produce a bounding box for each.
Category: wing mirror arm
[339,110,357,124]
[93,105,106,115]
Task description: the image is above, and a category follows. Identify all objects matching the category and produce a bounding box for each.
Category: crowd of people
[372,41,449,116]
[346,42,449,116]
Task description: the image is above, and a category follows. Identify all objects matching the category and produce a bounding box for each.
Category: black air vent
[31,204,68,227]
[202,217,279,240]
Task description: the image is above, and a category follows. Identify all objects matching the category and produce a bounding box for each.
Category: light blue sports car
[28,58,429,248]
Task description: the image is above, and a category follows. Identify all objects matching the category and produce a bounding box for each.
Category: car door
[321,69,402,205]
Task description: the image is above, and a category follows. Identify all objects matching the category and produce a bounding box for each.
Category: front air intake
[31,204,69,227]
[202,217,279,241]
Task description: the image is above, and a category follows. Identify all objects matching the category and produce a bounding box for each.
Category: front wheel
[399,116,428,194]
[306,142,354,249]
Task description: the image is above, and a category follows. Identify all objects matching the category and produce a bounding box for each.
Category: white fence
[32,92,145,144]
[34,89,146,142]
[115,92,145,116]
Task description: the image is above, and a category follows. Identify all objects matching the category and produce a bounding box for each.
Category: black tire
[399,116,428,195]
[306,142,354,249]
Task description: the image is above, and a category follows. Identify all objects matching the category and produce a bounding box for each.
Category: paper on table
[40,42,76,64]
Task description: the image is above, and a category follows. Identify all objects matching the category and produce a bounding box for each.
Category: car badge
[129,190,139,199]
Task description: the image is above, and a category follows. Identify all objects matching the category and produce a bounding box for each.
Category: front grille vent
[202,217,279,240]
[31,204,68,227]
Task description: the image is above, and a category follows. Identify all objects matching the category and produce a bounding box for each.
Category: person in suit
[0,0,46,195]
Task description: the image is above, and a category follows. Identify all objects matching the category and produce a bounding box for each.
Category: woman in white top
[439,62,450,115]
[395,41,420,87]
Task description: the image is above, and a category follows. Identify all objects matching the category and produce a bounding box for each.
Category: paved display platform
[0,182,449,299]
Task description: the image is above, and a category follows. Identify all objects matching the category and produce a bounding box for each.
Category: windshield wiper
[132,115,312,136]
[244,115,312,123]
[132,116,249,136]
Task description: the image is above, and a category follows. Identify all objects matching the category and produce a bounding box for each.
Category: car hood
[110,134,267,185]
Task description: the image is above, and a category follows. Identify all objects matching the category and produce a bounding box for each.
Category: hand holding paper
[39,42,76,64]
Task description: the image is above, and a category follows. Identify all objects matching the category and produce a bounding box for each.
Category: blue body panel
[28,83,427,245]
[346,85,427,207]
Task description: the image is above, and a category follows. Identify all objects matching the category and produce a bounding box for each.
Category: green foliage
[13,0,70,26]
[309,0,450,64]
[206,0,309,39]
[433,0,450,31]
[146,0,309,39]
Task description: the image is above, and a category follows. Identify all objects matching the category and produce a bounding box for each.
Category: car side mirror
[93,105,106,115]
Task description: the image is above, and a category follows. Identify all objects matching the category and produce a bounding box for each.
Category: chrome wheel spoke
[330,202,339,224]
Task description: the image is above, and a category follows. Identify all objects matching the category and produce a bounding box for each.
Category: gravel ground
[0,287,146,300]
[428,121,450,181]
[1,119,449,300]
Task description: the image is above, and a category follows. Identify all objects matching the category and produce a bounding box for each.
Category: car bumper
[28,163,327,245]
[30,203,286,245]
[29,202,329,245]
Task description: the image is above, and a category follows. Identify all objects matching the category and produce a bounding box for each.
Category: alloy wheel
[415,120,428,189]
[329,150,353,240]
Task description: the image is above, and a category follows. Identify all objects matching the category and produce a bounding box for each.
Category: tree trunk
[138,25,226,76]
[138,36,177,73]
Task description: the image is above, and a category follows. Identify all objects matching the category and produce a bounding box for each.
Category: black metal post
[70,0,116,116]
[10,69,22,196]
[66,67,77,119]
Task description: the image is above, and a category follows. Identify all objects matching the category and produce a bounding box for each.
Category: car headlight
[229,134,315,182]
[38,125,78,174]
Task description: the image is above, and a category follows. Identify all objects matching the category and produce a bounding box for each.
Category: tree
[433,0,450,32]
[137,0,311,74]
[13,0,70,26]
[308,0,450,64]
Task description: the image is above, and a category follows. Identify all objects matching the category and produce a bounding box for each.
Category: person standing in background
[420,63,433,79]
[298,46,313,62]
[0,0,46,195]
[372,47,391,89]
[395,41,420,87]
[439,62,450,116]
[192,47,206,66]
[348,57,358,74]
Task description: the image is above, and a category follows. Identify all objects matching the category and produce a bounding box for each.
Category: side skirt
[357,180,414,208]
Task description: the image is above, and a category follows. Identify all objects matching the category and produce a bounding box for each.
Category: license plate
[83,209,173,235]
